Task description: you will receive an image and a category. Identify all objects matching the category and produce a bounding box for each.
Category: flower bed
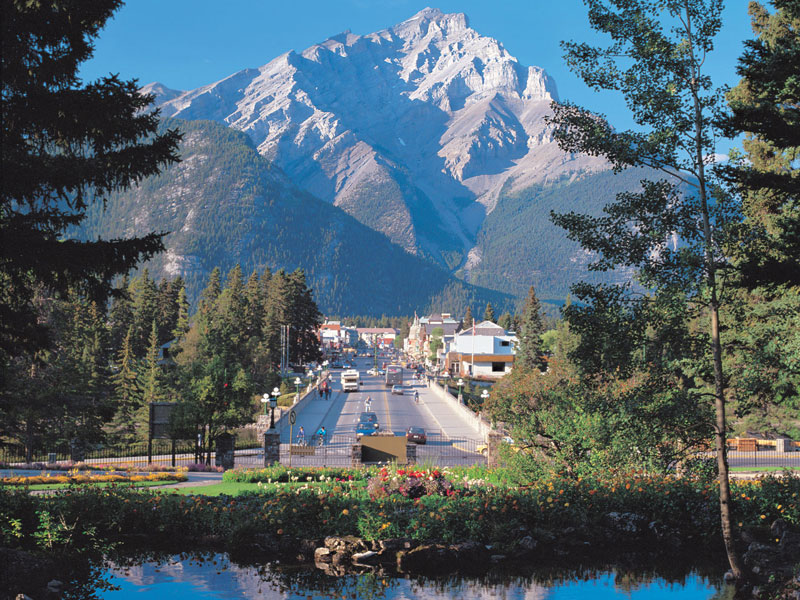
[1,471,187,486]
[1,467,795,550]
[0,460,208,473]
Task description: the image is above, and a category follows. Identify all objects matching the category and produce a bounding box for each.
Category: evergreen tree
[0,0,181,356]
[108,275,134,355]
[141,321,162,405]
[516,286,546,371]
[199,267,222,316]
[111,326,142,443]
[130,269,159,356]
[497,312,512,332]
[719,0,800,288]
[483,303,495,323]
[287,269,323,365]
[719,1,800,430]
[171,285,190,349]
[463,306,474,330]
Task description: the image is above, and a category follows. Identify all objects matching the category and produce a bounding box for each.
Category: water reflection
[95,552,730,599]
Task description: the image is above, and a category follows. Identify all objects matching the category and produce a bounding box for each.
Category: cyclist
[295,425,305,445]
[414,390,419,404]
[316,426,326,446]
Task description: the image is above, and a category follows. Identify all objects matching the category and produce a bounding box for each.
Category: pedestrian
[326,386,331,400]
[296,425,305,445]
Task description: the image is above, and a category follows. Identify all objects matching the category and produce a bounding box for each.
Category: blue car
[356,421,379,438]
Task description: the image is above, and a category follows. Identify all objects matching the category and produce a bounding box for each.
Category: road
[268,356,485,466]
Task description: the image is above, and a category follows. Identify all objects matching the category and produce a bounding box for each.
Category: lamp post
[294,376,302,404]
[457,378,464,405]
[270,387,279,429]
[261,393,270,416]
[480,389,489,408]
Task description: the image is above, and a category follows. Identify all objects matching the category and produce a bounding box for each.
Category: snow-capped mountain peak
[145,8,602,268]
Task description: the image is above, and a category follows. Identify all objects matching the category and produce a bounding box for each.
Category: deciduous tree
[547,0,743,577]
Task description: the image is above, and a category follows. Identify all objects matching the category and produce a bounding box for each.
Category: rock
[771,518,789,540]
[352,550,379,565]
[605,512,645,534]
[324,535,368,554]
[490,554,506,563]
[396,544,450,572]
[314,547,332,563]
[46,580,63,592]
[780,530,800,553]
[16,595,33,600]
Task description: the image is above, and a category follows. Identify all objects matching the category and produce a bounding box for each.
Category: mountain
[141,7,609,275]
[77,119,514,315]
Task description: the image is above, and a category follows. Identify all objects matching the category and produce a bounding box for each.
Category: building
[445,320,517,380]
[405,312,461,362]
[355,328,399,348]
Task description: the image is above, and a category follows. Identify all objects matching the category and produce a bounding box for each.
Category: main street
[268,356,486,466]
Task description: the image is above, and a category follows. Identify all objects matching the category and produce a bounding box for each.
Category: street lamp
[294,376,302,403]
[457,378,464,404]
[261,393,270,416]
[269,386,280,429]
[481,389,489,407]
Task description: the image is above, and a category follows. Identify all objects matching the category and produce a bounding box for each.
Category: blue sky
[79,0,756,154]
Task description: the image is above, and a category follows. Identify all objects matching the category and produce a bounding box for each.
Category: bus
[385,364,403,387]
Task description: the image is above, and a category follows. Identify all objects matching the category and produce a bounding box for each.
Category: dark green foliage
[483,302,495,323]
[0,0,181,357]
[462,306,473,330]
[74,119,514,317]
[515,285,546,372]
[717,0,799,287]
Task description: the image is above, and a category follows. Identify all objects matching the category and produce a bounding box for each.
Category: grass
[171,482,266,496]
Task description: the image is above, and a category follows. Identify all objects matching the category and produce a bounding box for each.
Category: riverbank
[1,466,798,598]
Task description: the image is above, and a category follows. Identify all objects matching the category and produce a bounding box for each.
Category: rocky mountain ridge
[141,7,608,271]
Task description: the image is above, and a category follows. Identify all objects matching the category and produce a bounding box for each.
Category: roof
[458,320,506,336]
[356,328,399,334]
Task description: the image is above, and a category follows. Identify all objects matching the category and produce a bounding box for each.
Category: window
[491,362,505,372]
[500,340,510,347]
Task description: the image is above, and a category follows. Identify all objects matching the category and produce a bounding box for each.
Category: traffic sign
[289,410,296,425]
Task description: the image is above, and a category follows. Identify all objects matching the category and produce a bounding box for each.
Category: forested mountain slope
[76,119,514,315]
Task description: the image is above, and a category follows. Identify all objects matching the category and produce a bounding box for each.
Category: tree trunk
[684,1,743,578]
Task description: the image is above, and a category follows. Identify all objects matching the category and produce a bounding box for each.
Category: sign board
[289,410,296,425]
[149,402,177,440]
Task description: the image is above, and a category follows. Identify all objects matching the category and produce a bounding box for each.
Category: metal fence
[0,440,203,468]
[232,433,487,469]
[727,450,800,470]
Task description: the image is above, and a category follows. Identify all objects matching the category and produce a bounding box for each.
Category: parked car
[367,368,378,376]
[406,426,427,444]
[391,385,404,395]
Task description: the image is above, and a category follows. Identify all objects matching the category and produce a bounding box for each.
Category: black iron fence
[0,439,202,468]
[232,433,487,469]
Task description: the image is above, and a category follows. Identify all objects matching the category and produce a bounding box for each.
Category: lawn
[172,482,266,496]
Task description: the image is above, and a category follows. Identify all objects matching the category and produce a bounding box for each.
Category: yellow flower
[341,509,349,516]
[760,514,766,520]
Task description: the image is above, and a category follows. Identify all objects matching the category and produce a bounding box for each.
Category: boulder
[352,550,380,565]
[605,512,646,534]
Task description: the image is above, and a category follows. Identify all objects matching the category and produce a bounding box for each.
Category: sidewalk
[276,389,343,444]
[414,381,483,443]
